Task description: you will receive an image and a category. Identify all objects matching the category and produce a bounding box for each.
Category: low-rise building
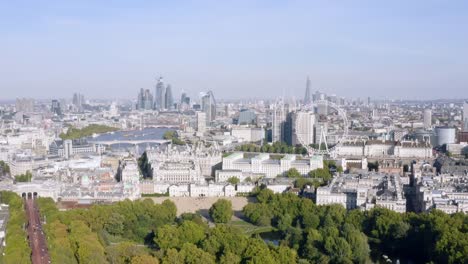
[316,173,407,213]
[222,152,323,178]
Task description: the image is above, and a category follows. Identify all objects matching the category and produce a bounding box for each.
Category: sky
[1,0,467,101]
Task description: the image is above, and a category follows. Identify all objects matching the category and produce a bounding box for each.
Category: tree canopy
[60,124,119,140]
[0,191,31,264]
[209,199,233,223]
[30,190,468,264]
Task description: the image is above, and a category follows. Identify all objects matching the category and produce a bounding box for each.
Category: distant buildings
[51,100,62,116]
[135,77,175,111]
[72,93,85,112]
[463,101,468,132]
[15,98,34,112]
[180,92,191,111]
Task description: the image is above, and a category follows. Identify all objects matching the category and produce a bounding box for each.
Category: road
[25,198,50,264]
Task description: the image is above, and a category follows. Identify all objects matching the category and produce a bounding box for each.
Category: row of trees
[59,124,119,140]
[0,160,10,175]
[14,171,32,182]
[235,142,334,155]
[243,188,468,263]
[286,160,342,189]
[0,191,31,264]
[235,142,309,155]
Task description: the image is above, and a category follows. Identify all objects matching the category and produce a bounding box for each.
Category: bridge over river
[89,139,171,145]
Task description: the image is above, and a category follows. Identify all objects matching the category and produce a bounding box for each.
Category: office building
[196,112,206,134]
[165,85,174,110]
[201,91,216,125]
[236,109,257,125]
[180,93,191,111]
[51,100,62,116]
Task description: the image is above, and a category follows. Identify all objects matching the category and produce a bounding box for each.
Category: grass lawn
[228,219,274,235]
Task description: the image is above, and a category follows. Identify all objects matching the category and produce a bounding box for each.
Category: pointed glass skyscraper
[155,77,165,110]
[304,76,312,104]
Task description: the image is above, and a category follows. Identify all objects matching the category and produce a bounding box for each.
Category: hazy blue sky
[1,0,467,101]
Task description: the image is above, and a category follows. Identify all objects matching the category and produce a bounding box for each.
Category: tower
[304,76,312,104]
[423,109,432,129]
[272,101,286,142]
[463,101,468,132]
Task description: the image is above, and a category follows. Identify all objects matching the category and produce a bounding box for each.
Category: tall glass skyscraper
[155,77,166,110]
[201,91,216,126]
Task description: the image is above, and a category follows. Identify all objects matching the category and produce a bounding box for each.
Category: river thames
[87,127,174,154]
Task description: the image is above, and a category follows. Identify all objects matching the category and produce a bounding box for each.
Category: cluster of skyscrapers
[72,93,85,112]
[136,77,174,111]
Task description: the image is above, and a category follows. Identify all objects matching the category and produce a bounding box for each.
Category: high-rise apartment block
[292,111,316,146]
[463,101,468,132]
[423,109,432,129]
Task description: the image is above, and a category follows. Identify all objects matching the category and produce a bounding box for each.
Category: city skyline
[1,1,468,100]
